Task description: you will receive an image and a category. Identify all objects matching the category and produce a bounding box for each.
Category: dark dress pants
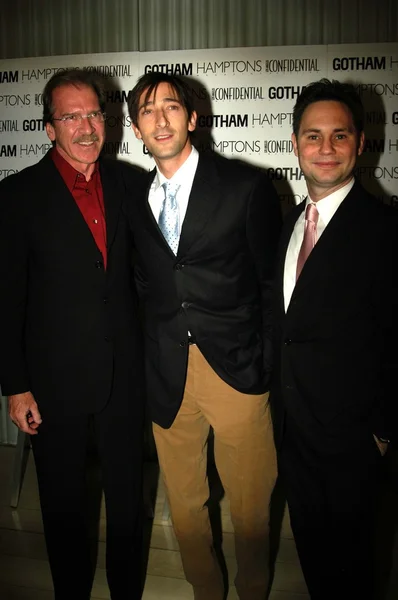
[279,417,382,600]
[31,390,144,600]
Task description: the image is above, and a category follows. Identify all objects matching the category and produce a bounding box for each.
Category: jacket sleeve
[0,175,31,395]
[246,172,282,376]
[374,209,398,444]
[120,162,150,302]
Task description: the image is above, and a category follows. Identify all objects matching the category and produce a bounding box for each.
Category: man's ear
[132,124,143,140]
[188,111,197,133]
[291,132,299,157]
[45,122,56,142]
[357,131,365,156]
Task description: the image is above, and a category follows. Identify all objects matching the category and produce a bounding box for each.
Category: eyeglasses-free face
[45,84,106,177]
[132,81,197,177]
[292,100,364,202]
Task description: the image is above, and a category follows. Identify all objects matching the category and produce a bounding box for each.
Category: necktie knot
[162,181,180,202]
[159,181,181,255]
[305,202,319,225]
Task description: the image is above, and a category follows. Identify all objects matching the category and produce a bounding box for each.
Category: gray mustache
[74,134,99,144]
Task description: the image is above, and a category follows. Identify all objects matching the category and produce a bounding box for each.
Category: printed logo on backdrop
[0,70,18,83]
[266,167,305,182]
[102,142,131,156]
[0,145,17,157]
[197,114,248,129]
[264,58,320,74]
[196,60,262,75]
[0,94,31,106]
[1,44,397,205]
[252,113,293,127]
[0,119,45,134]
[210,87,264,101]
[355,83,398,97]
[362,138,398,153]
[0,65,134,84]
[105,90,131,103]
[355,166,398,181]
[0,120,18,132]
[332,56,387,71]
[19,144,52,158]
[333,55,398,71]
[106,115,132,128]
[144,63,193,76]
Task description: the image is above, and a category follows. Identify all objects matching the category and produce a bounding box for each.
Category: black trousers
[31,391,144,600]
[279,419,382,600]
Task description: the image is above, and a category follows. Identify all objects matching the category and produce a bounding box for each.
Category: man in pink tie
[271,79,398,600]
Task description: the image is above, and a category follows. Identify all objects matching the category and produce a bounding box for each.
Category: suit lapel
[38,153,120,262]
[177,153,220,259]
[276,201,305,316]
[138,154,221,260]
[289,183,361,306]
[38,153,102,250]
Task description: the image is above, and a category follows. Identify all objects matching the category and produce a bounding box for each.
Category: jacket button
[103,297,108,304]
[181,301,190,309]
[95,260,103,269]
[175,263,184,271]
[179,341,186,347]
[284,339,292,346]
[104,336,110,342]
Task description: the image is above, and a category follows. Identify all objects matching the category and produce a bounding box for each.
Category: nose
[155,109,169,128]
[319,137,334,154]
[79,115,96,133]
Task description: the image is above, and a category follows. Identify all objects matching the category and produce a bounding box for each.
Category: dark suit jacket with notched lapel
[124,151,282,428]
[0,151,143,417]
[272,180,398,454]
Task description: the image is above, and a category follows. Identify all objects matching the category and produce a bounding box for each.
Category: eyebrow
[138,97,182,111]
[301,127,353,134]
[60,109,100,116]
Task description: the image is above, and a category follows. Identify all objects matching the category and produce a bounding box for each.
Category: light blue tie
[159,181,180,255]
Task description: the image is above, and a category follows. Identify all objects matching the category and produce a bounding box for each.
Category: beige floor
[0,445,397,600]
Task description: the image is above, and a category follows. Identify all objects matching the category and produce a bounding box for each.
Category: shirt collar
[51,147,99,193]
[307,178,355,226]
[154,146,199,191]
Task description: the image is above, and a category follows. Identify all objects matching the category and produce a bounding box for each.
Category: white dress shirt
[283,178,355,311]
[148,146,199,233]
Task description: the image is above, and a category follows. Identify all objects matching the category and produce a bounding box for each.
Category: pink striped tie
[296,203,319,280]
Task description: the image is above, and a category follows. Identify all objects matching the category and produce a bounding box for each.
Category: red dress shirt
[52,148,107,269]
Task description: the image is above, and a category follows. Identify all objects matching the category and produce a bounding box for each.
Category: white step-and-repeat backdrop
[0,43,397,209]
[0,42,397,443]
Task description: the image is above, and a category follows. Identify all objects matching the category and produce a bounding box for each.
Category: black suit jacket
[271,180,398,453]
[0,151,143,416]
[124,151,282,428]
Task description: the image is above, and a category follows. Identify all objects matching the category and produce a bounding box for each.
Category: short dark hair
[128,71,195,127]
[42,68,106,125]
[292,78,364,139]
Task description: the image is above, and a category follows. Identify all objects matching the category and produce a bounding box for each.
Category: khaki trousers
[153,345,277,600]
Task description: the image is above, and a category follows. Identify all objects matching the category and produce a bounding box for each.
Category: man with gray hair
[0,68,145,599]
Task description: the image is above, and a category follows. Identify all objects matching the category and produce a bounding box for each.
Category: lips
[314,162,341,168]
[154,133,173,141]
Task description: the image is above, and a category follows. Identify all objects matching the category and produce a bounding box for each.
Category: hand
[373,434,389,457]
[8,391,42,435]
